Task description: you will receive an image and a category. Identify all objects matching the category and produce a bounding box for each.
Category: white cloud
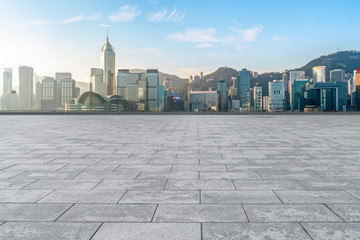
[148,6,186,23]
[109,5,142,22]
[147,8,168,22]
[98,24,110,28]
[230,25,263,42]
[168,28,221,43]
[236,45,248,50]
[194,43,214,48]
[62,13,101,24]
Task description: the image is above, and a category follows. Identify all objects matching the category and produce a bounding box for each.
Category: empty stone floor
[0,115,360,239]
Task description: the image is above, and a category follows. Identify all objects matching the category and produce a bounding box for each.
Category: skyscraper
[163,77,172,89]
[90,68,105,95]
[55,72,72,84]
[217,81,227,111]
[100,35,115,95]
[313,66,326,83]
[289,71,305,110]
[269,80,285,112]
[253,83,262,112]
[330,69,345,82]
[2,68,12,110]
[19,66,33,110]
[146,69,159,111]
[355,69,360,110]
[236,69,251,109]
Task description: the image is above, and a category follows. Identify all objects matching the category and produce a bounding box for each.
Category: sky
[0,0,359,86]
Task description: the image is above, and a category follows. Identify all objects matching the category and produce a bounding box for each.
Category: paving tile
[234,180,305,190]
[0,222,100,240]
[58,204,157,222]
[200,172,261,180]
[0,190,51,203]
[120,190,200,203]
[92,223,201,240]
[39,190,126,203]
[302,223,360,240]
[153,204,247,222]
[299,180,360,190]
[0,203,71,221]
[275,191,360,204]
[0,180,37,189]
[137,171,199,180]
[73,171,140,180]
[24,180,101,190]
[202,191,281,204]
[166,180,235,190]
[327,204,360,222]
[13,170,82,179]
[203,223,311,240]
[95,180,166,190]
[244,204,342,222]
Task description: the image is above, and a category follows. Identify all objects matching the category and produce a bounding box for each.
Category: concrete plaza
[0,115,360,239]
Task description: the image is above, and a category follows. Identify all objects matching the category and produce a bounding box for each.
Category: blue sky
[0,0,359,85]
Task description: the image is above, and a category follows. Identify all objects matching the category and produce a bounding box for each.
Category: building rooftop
[0,115,359,239]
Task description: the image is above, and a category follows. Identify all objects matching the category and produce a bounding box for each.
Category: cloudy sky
[0,0,359,86]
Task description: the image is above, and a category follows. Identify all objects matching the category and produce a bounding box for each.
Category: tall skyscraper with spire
[100,31,115,95]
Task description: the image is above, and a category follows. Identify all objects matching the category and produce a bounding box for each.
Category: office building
[289,71,305,109]
[41,77,57,110]
[330,69,345,82]
[269,80,285,112]
[19,66,33,110]
[100,35,115,95]
[2,68,12,110]
[217,81,227,111]
[156,86,165,111]
[60,79,76,107]
[304,81,348,111]
[236,69,250,108]
[313,66,326,82]
[34,82,42,110]
[55,72,72,84]
[355,69,360,110]
[146,69,159,111]
[231,77,237,99]
[253,83,262,112]
[189,91,219,111]
[292,79,310,111]
[163,77,172,89]
[90,68,105,95]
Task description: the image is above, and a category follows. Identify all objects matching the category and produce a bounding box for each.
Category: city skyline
[1,0,360,86]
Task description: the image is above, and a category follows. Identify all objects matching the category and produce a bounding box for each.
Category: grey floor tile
[233,180,305,190]
[200,172,261,180]
[0,222,100,240]
[0,180,37,189]
[327,204,360,222]
[0,203,71,221]
[275,191,360,204]
[0,190,51,203]
[24,180,101,190]
[166,180,235,190]
[38,190,126,203]
[302,223,360,240]
[92,223,201,240]
[120,190,200,203]
[153,204,248,223]
[244,204,342,222]
[202,191,281,204]
[203,223,311,240]
[95,180,166,190]
[58,204,157,222]
[137,171,199,180]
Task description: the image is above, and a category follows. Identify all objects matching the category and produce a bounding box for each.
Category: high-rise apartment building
[253,83,262,112]
[100,36,115,95]
[313,66,326,83]
[236,69,250,108]
[330,69,345,82]
[19,66,34,110]
[269,80,285,112]
[90,68,105,95]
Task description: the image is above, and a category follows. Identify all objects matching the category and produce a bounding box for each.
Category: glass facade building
[253,84,262,112]
[2,68,12,110]
[19,66,34,110]
[236,69,250,108]
[292,79,310,111]
[313,66,326,83]
[100,37,115,95]
[217,81,227,111]
[330,69,345,83]
[146,69,159,111]
[269,80,285,112]
[189,91,219,111]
